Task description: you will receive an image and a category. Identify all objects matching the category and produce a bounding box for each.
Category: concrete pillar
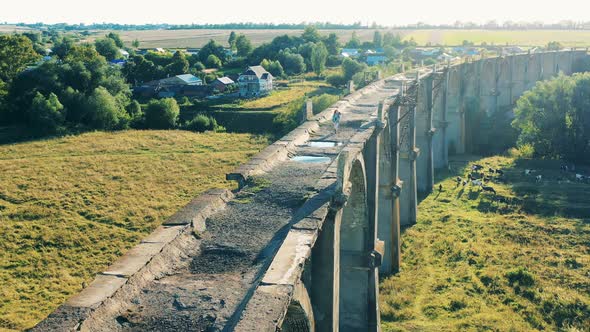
[398,84,418,226]
[305,98,313,121]
[415,76,434,193]
[311,210,340,332]
[440,68,449,166]
[377,103,402,275]
[348,80,355,94]
[425,76,435,192]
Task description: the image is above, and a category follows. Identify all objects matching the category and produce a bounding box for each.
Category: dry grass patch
[0,130,268,331]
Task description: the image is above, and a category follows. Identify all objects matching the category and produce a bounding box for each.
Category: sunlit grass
[380,155,590,332]
[239,81,335,110]
[0,130,268,331]
[403,29,590,47]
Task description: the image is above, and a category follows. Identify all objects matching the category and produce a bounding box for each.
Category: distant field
[380,155,590,331]
[0,25,35,33]
[91,29,400,48]
[83,28,590,49]
[0,130,268,331]
[403,29,590,47]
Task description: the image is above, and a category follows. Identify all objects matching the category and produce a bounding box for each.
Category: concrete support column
[305,98,313,122]
[377,103,402,275]
[440,68,449,166]
[425,76,435,193]
[311,210,340,332]
[398,100,418,226]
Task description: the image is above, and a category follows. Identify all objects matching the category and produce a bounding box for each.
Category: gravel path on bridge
[90,83,398,331]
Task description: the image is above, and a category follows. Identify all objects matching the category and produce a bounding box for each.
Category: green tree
[235,34,253,57]
[106,32,124,48]
[29,92,64,133]
[345,31,361,49]
[86,87,129,130]
[373,31,383,48]
[512,73,590,163]
[280,52,306,75]
[302,26,321,43]
[52,37,75,59]
[132,39,140,48]
[311,42,328,76]
[206,54,222,68]
[95,38,120,61]
[228,31,237,50]
[342,57,366,80]
[323,33,340,55]
[145,98,179,129]
[165,51,189,76]
[0,35,40,82]
[198,40,226,64]
[261,59,284,77]
[546,41,563,51]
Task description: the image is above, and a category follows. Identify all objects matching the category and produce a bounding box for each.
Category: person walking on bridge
[332,109,341,134]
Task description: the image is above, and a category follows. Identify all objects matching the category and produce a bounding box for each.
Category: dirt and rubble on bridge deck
[37,80,400,332]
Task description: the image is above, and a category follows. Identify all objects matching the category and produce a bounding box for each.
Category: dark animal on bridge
[481,185,496,195]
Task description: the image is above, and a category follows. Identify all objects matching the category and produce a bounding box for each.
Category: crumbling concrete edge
[31,188,234,331]
[234,126,377,331]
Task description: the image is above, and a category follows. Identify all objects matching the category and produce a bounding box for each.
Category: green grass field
[380,155,590,331]
[0,130,268,331]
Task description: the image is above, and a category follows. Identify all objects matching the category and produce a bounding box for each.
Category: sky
[2,0,590,26]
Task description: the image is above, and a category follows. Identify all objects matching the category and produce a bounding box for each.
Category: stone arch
[336,155,374,331]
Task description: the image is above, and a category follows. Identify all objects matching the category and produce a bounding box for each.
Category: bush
[29,92,65,134]
[184,114,224,132]
[342,57,366,80]
[145,98,179,129]
[326,55,342,67]
[326,74,347,88]
[206,54,222,68]
[86,87,129,130]
[312,94,339,114]
[505,267,535,287]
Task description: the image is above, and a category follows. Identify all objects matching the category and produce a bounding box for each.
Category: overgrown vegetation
[0,130,268,331]
[380,156,590,331]
[512,73,590,164]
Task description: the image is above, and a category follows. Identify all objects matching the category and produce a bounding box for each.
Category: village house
[212,77,236,93]
[135,74,205,98]
[238,66,273,98]
[341,48,360,58]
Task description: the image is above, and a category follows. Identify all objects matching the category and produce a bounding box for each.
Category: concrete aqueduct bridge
[35,50,588,331]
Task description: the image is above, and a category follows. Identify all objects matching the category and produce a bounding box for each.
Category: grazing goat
[472,179,483,186]
[576,174,585,181]
[536,175,542,182]
[495,169,504,176]
[481,185,496,195]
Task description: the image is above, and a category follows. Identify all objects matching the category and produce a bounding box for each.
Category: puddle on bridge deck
[307,141,342,148]
[290,156,332,163]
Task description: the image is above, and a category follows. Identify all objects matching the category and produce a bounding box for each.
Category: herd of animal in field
[446,162,589,198]
[452,164,502,196]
